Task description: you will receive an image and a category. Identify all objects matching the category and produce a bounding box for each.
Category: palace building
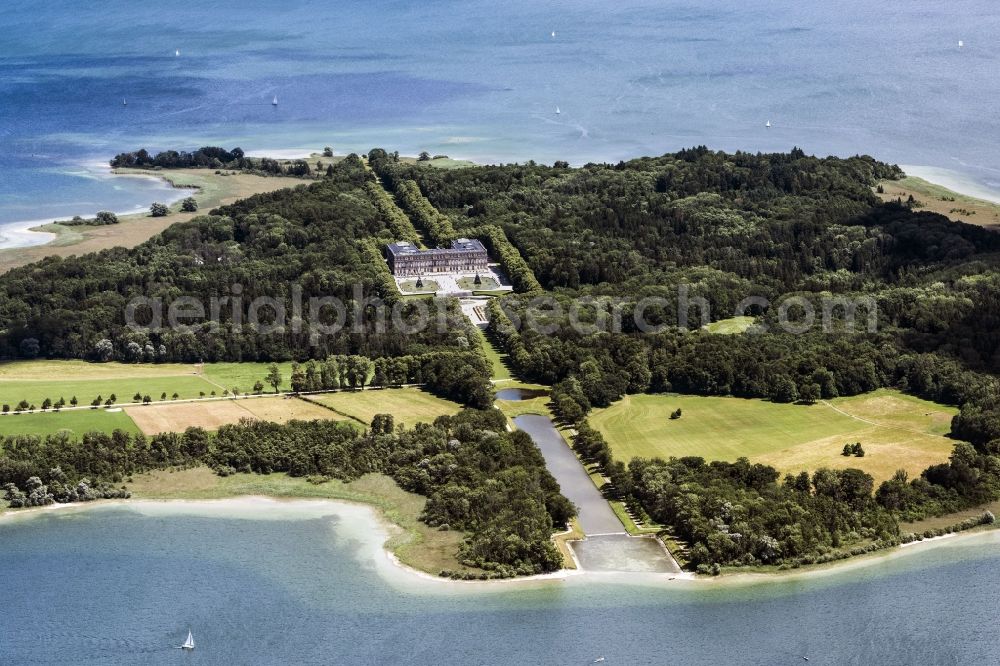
[385,238,488,276]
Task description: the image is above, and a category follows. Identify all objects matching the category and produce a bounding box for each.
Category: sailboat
[178,630,195,650]
[958,40,964,47]
[765,120,771,128]
[551,31,556,38]
[272,95,279,106]
[555,106,561,114]
[122,98,127,106]
[175,49,181,56]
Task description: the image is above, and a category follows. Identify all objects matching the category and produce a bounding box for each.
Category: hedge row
[364,181,420,244]
[358,240,400,305]
[464,224,543,294]
[397,180,457,247]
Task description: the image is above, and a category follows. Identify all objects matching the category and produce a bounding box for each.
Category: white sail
[765,120,771,128]
[272,95,279,106]
[958,40,964,47]
[555,106,561,114]
[181,630,195,649]
[175,49,181,56]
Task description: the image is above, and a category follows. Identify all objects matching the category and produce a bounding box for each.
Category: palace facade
[385,238,488,276]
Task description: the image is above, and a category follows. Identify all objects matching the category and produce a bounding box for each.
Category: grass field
[124,396,349,435]
[703,316,756,334]
[0,360,295,409]
[0,408,139,436]
[308,388,461,427]
[126,468,474,574]
[588,389,958,483]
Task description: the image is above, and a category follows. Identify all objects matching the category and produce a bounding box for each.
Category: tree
[143,395,152,404]
[670,408,682,420]
[94,339,114,362]
[160,392,167,400]
[172,392,179,400]
[266,364,283,393]
[418,151,431,161]
[41,398,52,410]
[769,375,798,403]
[19,338,40,358]
[133,392,142,402]
[70,396,78,406]
[181,197,198,212]
[842,443,853,456]
[290,362,306,393]
[323,146,334,157]
[474,273,482,286]
[253,380,264,394]
[94,211,118,225]
[852,442,865,457]
[150,202,170,217]
[798,382,821,404]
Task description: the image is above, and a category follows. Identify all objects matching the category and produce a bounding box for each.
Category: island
[2,146,999,579]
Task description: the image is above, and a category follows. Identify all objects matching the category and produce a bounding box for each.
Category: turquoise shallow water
[1,501,998,665]
[2,0,1000,244]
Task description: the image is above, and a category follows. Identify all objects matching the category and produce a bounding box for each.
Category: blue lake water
[2,0,1000,245]
[1,501,999,665]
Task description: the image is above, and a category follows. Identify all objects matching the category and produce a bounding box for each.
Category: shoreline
[3,150,999,253]
[0,164,190,251]
[2,493,995,590]
[901,165,1000,205]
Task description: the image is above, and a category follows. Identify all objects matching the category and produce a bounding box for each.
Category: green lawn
[0,408,139,436]
[0,376,219,410]
[703,316,756,334]
[199,362,296,394]
[0,360,295,409]
[589,390,958,484]
[398,279,439,293]
[309,388,461,427]
[473,328,512,381]
[457,276,499,290]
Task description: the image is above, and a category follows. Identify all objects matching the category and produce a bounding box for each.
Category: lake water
[3,0,1000,245]
[513,413,680,573]
[1,501,999,665]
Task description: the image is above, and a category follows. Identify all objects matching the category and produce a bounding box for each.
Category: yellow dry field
[124,396,344,435]
[590,389,958,485]
[876,176,1000,228]
[308,388,462,427]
